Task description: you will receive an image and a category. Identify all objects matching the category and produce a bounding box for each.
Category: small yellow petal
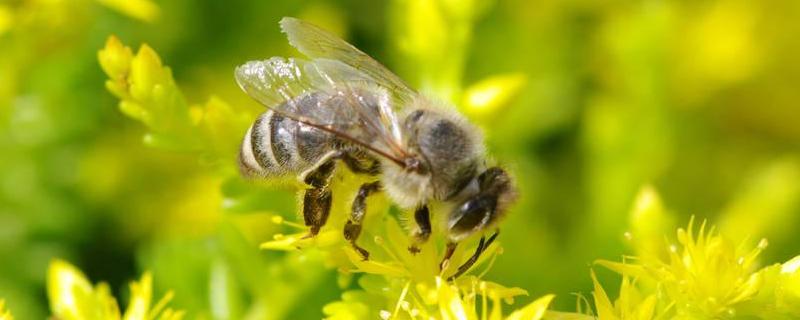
[344,248,409,278]
[455,277,528,304]
[436,277,473,320]
[119,101,150,124]
[105,79,129,99]
[781,255,800,274]
[98,35,134,80]
[634,295,657,320]
[94,282,121,319]
[123,272,153,320]
[729,271,762,304]
[505,294,555,320]
[781,255,800,309]
[260,232,304,251]
[129,44,166,102]
[595,260,647,279]
[47,259,100,320]
[259,230,339,251]
[590,270,618,320]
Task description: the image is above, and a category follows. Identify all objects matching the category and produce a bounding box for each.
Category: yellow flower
[596,217,777,319]
[98,35,134,80]
[588,270,661,320]
[463,74,527,117]
[47,259,184,320]
[0,299,12,320]
[0,5,13,36]
[98,36,135,99]
[96,0,160,23]
[259,164,550,319]
[99,36,254,156]
[565,188,800,319]
[99,35,189,131]
[658,218,765,317]
[506,294,555,320]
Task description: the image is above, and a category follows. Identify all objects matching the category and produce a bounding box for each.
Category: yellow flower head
[644,218,766,317]
[98,36,252,154]
[257,169,551,319]
[589,270,662,320]
[595,216,795,319]
[463,74,527,117]
[47,259,184,320]
[98,35,183,129]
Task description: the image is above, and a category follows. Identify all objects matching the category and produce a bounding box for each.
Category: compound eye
[448,195,495,239]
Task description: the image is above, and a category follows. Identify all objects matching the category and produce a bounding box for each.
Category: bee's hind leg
[446,231,500,281]
[408,205,431,254]
[343,181,382,260]
[301,156,337,238]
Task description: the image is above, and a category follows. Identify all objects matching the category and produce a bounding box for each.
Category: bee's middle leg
[344,181,381,260]
[301,157,337,237]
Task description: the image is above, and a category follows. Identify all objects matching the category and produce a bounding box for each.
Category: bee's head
[446,167,517,242]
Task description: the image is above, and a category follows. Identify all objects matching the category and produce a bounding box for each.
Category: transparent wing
[280,17,416,104]
[235,58,409,166]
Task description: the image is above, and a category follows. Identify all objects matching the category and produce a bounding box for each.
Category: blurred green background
[2,0,800,318]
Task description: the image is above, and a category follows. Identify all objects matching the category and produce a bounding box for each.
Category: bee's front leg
[408,205,431,254]
[447,231,499,281]
[344,181,382,260]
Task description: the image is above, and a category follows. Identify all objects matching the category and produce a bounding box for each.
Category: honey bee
[235,17,517,279]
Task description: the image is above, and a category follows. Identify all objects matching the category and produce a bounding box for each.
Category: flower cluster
[98,36,250,160]
[557,188,800,320]
[259,171,553,319]
[47,259,183,320]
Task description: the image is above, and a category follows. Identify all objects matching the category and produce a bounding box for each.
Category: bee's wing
[235,58,410,166]
[279,17,416,104]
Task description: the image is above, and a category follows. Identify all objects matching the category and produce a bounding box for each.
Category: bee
[235,17,517,279]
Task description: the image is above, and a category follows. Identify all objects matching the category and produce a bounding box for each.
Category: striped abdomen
[239,110,336,178]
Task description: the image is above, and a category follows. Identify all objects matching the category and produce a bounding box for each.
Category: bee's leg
[301,157,337,237]
[447,231,500,281]
[408,205,431,254]
[343,181,382,260]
